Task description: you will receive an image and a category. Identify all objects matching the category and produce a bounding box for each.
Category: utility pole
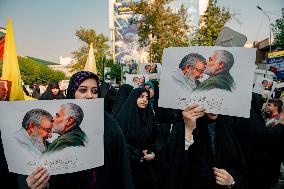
[257,5,272,52]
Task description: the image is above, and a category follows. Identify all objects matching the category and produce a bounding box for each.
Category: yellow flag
[1,18,25,100]
[83,42,97,74]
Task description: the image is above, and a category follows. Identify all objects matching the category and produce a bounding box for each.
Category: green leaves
[134,0,191,63]
[272,8,284,49]
[190,0,231,46]
[70,27,111,74]
[18,56,66,85]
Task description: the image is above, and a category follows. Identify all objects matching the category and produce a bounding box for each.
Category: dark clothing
[111,84,133,119]
[158,115,248,189]
[99,82,118,114]
[45,126,87,153]
[31,89,40,99]
[155,107,183,144]
[0,131,18,189]
[39,80,65,100]
[231,109,284,188]
[116,88,162,189]
[196,71,236,92]
[39,91,65,100]
[49,113,134,189]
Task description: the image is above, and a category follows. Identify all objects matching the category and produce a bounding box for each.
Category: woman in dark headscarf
[26,71,134,189]
[111,84,133,119]
[116,87,162,189]
[157,105,248,189]
[39,80,65,100]
[99,81,118,114]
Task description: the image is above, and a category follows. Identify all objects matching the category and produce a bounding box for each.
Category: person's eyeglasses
[41,127,52,133]
[193,67,205,74]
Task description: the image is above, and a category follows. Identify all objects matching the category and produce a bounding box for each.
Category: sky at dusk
[0,0,283,63]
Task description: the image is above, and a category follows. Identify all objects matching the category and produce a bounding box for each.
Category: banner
[113,1,148,64]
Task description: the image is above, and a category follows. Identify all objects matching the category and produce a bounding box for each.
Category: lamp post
[257,5,272,52]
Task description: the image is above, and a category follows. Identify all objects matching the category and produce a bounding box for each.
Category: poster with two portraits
[0,99,104,175]
[158,46,256,118]
[125,63,162,87]
[253,76,277,98]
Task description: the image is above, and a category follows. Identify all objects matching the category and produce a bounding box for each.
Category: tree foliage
[96,57,121,82]
[133,0,191,63]
[18,56,66,86]
[190,0,231,46]
[70,27,111,72]
[272,8,284,49]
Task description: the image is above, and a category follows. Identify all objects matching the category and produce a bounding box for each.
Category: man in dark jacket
[45,103,88,153]
[196,50,236,92]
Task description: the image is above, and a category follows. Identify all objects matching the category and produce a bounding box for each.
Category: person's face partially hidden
[262,81,268,88]
[137,91,148,109]
[36,116,53,142]
[53,107,67,134]
[206,113,218,120]
[139,77,145,84]
[75,78,99,99]
[191,60,206,80]
[133,78,140,87]
[145,65,151,73]
[279,111,284,124]
[51,88,59,96]
[144,85,154,98]
[204,52,220,76]
[0,82,8,100]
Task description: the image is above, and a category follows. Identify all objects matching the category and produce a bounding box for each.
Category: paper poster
[253,76,276,97]
[125,74,149,88]
[0,99,104,175]
[138,63,162,80]
[159,47,256,118]
[0,79,12,101]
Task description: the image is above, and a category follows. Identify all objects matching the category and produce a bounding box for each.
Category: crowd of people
[1,70,284,189]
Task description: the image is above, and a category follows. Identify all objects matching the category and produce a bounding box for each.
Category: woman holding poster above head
[26,71,134,189]
[157,104,248,189]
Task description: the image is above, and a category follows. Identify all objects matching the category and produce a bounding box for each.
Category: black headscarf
[111,84,133,119]
[39,80,65,100]
[100,82,111,98]
[116,87,153,140]
[99,81,118,114]
[66,71,100,99]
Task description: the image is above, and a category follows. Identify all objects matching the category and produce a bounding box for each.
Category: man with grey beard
[14,109,53,158]
[172,53,206,94]
[195,50,236,92]
[45,103,87,154]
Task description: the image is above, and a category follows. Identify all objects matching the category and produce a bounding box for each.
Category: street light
[257,5,272,52]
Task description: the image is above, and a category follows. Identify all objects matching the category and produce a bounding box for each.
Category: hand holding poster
[0,99,104,175]
[158,47,256,118]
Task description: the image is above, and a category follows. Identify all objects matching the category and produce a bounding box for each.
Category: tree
[70,27,111,74]
[272,8,284,49]
[190,0,231,46]
[17,56,66,86]
[96,56,121,82]
[133,0,191,63]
